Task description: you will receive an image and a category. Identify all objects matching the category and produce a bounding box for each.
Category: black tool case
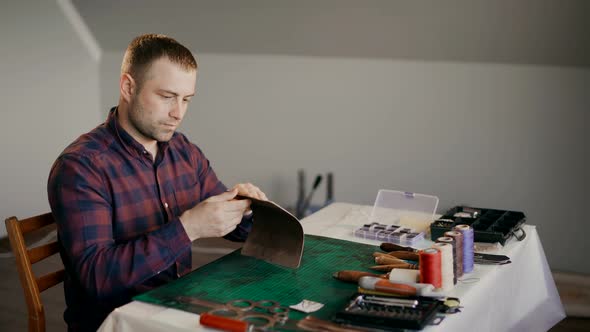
[430,206,526,245]
[332,294,443,330]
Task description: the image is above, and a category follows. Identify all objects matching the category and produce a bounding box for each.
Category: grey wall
[0,1,101,237]
[101,52,589,274]
[73,0,590,67]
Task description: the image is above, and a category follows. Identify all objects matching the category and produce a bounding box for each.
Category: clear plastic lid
[370,189,439,232]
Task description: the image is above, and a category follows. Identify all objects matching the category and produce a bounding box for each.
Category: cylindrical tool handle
[200,313,249,332]
[380,243,417,252]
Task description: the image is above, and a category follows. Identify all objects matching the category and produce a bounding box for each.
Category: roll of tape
[388,268,420,283]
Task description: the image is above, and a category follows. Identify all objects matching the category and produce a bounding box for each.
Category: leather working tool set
[327,206,524,330]
[134,198,521,331]
[330,242,464,330]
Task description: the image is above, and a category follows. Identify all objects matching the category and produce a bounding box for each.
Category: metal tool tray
[332,294,443,330]
[430,206,526,245]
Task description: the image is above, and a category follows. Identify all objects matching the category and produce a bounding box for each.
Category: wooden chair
[5,213,66,332]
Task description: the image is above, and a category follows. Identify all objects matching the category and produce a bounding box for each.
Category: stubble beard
[128,96,175,143]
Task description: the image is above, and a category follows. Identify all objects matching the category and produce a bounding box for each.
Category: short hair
[121,34,197,91]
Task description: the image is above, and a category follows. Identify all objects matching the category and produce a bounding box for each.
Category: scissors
[175,296,290,330]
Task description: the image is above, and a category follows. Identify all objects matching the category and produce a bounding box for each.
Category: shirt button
[164,202,169,208]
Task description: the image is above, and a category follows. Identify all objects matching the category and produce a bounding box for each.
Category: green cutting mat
[134,234,379,321]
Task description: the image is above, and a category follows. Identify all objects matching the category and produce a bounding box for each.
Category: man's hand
[179,188,251,241]
[231,183,268,201]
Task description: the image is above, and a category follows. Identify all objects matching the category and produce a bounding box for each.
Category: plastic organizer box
[430,206,526,245]
[354,223,425,246]
[353,190,437,245]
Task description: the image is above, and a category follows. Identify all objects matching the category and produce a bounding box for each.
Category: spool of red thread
[419,248,442,289]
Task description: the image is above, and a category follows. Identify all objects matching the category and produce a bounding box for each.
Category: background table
[98,203,565,332]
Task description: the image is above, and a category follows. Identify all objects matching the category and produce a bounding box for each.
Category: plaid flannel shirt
[48,107,251,331]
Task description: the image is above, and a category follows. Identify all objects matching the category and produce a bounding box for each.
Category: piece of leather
[239,195,304,269]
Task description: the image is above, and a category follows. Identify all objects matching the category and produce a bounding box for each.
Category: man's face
[127,57,196,144]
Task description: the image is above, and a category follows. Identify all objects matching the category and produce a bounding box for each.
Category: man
[47,34,267,331]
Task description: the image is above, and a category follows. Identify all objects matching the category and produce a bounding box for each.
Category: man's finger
[224,206,249,217]
[253,188,267,201]
[233,183,254,197]
[223,211,245,222]
[222,223,238,235]
[223,199,251,212]
[207,188,238,202]
[234,183,268,201]
[247,185,267,201]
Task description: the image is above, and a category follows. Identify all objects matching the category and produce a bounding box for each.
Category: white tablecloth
[98,203,565,332]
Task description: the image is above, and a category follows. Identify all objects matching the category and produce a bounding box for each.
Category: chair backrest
[5,213,66,332]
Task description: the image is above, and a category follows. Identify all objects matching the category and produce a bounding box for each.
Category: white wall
[0,1,101,237]
[102,52,589,274]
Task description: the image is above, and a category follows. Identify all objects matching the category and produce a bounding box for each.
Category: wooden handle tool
[373,251,420,261]
[332,270,388,283]
[359,276,418,297]
[387,251,420,261]
[375,255,407,265]
[370,263,419,271]
[380,242,419,253]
